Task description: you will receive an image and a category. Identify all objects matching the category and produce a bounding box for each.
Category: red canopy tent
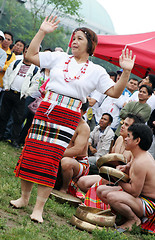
[94,31,155,78]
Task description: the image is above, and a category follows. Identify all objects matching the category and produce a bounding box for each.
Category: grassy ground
[0,141,155,240]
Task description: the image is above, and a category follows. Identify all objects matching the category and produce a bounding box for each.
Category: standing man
[0,46,40,148]
[13,39,26,59]
[97,123,155,231]
[0,31,16,90]
[0,30,7,72]
[126,78,139,94]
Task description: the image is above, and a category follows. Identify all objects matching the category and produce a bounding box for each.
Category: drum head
[50,189,82,207]
[99,166,129,183]
[97,153,127,168]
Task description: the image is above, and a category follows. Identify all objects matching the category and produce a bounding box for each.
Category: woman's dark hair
[139,84,153,96]
[128,123,153,151]
[73,27,98,56]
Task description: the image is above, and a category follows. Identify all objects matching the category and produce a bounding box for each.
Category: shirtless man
[59,101,90,193]
[77,113,144,193]
[97,123,155,231]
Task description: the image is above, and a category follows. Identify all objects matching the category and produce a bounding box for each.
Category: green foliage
[92,227,128,240]
[0,0,82,50]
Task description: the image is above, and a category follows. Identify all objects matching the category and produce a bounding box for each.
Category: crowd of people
[0,15,155,232]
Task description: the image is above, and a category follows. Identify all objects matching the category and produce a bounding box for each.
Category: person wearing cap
[0,31,7,72]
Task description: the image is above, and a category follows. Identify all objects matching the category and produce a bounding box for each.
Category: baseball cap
[0,30,5,40]
[117,69,123,74]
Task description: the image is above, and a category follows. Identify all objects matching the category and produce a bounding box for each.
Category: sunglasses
[0,37,3,41]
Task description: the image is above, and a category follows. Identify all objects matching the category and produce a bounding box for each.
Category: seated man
[77,113,144,193]
[59,101,90,194]
[97,123,155,231]
[88,113,114,174]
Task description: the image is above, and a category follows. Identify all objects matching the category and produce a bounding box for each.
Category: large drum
[50,189,82,207]
[99,166,130,184]
[97,153,127,169]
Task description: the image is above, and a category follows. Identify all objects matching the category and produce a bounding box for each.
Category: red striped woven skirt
[14,91,82,188]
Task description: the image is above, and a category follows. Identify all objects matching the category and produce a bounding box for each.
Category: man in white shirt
[88,113,114,173]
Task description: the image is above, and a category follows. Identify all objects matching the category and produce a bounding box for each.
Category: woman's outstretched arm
[26,15,60,67]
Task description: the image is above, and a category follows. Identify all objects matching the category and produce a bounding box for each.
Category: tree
[0,0,82,50]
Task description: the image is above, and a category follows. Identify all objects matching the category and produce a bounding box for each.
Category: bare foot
[30,211,43,223]
[10,198,29,208]
[59,189,67,194]
[119,217,141,231]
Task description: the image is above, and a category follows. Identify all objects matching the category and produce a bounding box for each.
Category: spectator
[127,74,155,112]
[0,30,7,72]
[0,46,40,148]
[108,71,117,82]
[13,39,26,60]
[0,31,16,90]
[147,109,155,159]
[115,84,152,137]
[126,78,139,94]
[85,90,106,131]
[88,113,114,173]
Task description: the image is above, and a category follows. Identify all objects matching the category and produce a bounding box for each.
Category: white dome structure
[59,0,115,35]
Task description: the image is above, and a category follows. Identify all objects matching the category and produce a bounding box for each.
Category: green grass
[0,141,155,240]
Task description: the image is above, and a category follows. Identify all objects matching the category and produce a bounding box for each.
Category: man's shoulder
[78,118,90,133]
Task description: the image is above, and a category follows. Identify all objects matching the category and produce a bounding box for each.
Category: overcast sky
[97,0,155,35]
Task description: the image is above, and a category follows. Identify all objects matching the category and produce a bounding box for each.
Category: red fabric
[84,179,110,210]
[35,102,80,130]
[14,101,81,188]
[94,32,155,78]
[141,214,155,234]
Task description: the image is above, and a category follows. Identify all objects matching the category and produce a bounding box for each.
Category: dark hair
[102,113,113,123]
[81,99,89,112]
[15,39,26,51]
[73,27,98,56]
[148,74,155,89]
[44,48,53,52]
[4,31,14,42]
[108,71,117,82]
[127,113,145,124]
[128,123,153,150]
[139,84,153,96]
[128,78,139,83]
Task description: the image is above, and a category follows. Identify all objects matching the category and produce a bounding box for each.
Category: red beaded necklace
[63,56,89,82]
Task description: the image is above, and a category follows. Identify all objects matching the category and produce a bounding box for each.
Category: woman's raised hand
[119,48,136,72]
[40,15,60,34]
